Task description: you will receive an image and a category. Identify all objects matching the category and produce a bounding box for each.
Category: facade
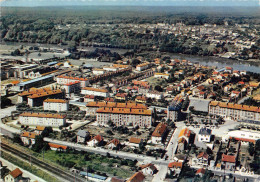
[129,137,143,148]
[93,68,106,75]
[167,95,183,121]
[43,99,69,112]
[106,138,120,150]
[88,135,103,147]
[19,112,66,127]
[209,101,260,121]
[146,91,163,100]
[96,107,152,128]
[221,154,236,171]
[154,73,170,79]
[151,123,167,144]
[63,81,81,94]
[49,143,68,151]
[192,152,209,168]
[223,130,260,145]
[168,162,183,177]
[56,75,89,88]
[198,128,212,143]
[136,62,150,71]
[20,132,37,146]
[18,87,52,103]
[81,87,109,97]
[76,130,90,143]
[84,95,95,102]
[27,89,64,107]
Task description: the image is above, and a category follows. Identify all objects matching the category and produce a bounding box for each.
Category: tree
[131,59,141,67]
[13,134,23,145]
[32,135,48,153]
[41,126,53,137]
[248,142,255,156]
[154,85,163,92]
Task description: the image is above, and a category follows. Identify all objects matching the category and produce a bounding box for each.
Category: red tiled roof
[9,168,23,178]
[20,112,66,119]
[152,123,167,137]
[127,172,145,182]
[93,135,103,142]
[196,168,206,174]
[107,138,120,146]
[168,162,183,168]
[222,154,236,163]
[48,143,67,150]
[129,137,142,144]
[197,152,209,160]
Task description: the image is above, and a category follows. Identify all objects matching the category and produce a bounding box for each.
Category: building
[221,154,236,171]
[196,168,206,177]
[49,143,68,151]
[192,152,209,168]
[146,91,163,100]
[136,62,150,71]
[168,162,183,177]
[63,81,81,94]
[223,129,260,145]
[135,96,147,104]
[106,138,120,150]
[198,128,212,143]
[4,168,23,182]
[96,107,152,128]
[18,87,52,103]
[81,87,109,97]
[93,68,106,75]
[19,112,66,127]
[13,75,54,91]
[88,135,103,147]
[84,95,95,102]
[85,101,147,115]
[167,95,183,121]
[76,130,90,143]
[139,163,157,175]
[177,128,191,152]
[43,99,69,112]
[27,89,64,107]
[115,93,127,101]
[56,75,89,88]
[154,73,170,79]
[127,172,145,182]
[151,123,167,144]
[35,126,45,135]
[129,137,143,148]
[20,132,37,146]
[209,101,260,121]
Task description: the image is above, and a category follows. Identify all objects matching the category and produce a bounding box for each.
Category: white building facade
[43,99,69,112]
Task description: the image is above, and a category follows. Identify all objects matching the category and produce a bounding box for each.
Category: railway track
[0,143,86,182]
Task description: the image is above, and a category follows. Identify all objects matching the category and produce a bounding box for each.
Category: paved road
[152,123,185,182]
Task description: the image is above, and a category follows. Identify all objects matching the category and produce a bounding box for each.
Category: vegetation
[1,151,59,182]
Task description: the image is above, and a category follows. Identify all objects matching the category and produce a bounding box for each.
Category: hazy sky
[1,0,259,7]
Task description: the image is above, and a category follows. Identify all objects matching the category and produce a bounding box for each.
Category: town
[1,42,260,182]
[0,4,260,182]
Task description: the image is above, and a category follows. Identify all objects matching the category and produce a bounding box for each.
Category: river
[1,41,260,73]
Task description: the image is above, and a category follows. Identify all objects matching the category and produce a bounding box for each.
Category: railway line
[0,143,86,182]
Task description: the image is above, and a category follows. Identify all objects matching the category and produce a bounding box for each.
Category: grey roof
[76,130,89,137]
[16,75,53,86]
[199,128,212,135]
[189,98,211,112]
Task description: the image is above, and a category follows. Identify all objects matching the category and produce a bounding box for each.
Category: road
[152,123,185,182]
[0,105,16,119]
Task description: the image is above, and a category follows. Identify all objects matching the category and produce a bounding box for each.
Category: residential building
[93,68,106,75]
[129,137,143,148]
[177,128,191,152]
[27,89,64,107]
[209,101,260,121]
[115,93,127,101]
[63,81,81,94]
[17,87,52,103]
[168,162,183,177]
[139,163,157,175]
[5,168,23,182]
[135,96,147,103]
[167,95,183,121]
[154,72,170,79]
[56,75,89,88]
[84,95,95,102]
[88,135,103,147]
[221,154,236,171]
[136,62,150,71]
[81,87,109,97]
[151,123,167,144]
[196,168,206,177]
[192,152,209,167]
[19,112,66,127]
[146,91,163,100]
[43,99,69,112]
[35,126,45,135]
[126,172,145,182]
[106,139,120,150]
[198,128,212,143]
[49,143,68,151]
[20,132,37,146]
[223,129,260,145]
[76,130,90,143]
[96,107,152,128]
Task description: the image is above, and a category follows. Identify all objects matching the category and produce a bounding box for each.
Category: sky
[1,0,259,7]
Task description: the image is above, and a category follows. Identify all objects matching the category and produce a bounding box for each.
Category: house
[126,171,145,182]
[48,143,68,151]
[4,168,23,182]
[111,177,125,182]
[106,139,121,150]
[192,152,209,167]
[151,123,167,144]
[198,128,212,143]
[168,162,183,177]
[139,163,157,175]
[177,128,191,152]
[63,81,81,94]
[129,137,143,148]
[115,93,127,101]
[135,96,147,104]
[221,154,236,171]
[81,87,109,97]
[84,95,95,102]
[35,126,45,135]
[154,73,170,79]
[196,168,206,177]
[146,91,163,100]
[20,132,37,146]
[88,135,103,147]
[76,130,90,143]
